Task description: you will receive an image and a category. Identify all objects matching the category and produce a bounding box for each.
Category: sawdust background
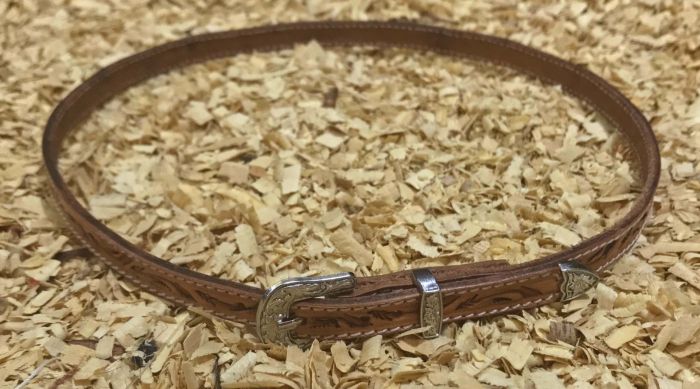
[1,1,699,388]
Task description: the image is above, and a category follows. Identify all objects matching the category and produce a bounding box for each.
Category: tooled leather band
[43,21,660,342]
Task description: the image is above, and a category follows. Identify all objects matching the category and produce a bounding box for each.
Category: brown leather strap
[43,21,660,342]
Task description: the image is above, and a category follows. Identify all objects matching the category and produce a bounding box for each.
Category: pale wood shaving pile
[1,1,699,388]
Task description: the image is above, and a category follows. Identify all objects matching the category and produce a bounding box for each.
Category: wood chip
[406,169,435,190]
[24,259,61,281]
[358,335,382,365]
[316,131,346,149]
[281,164,301,194]
[275,215,297,236]
[548,321,580,346]
[330,229,373,267]
[43,337,67,357]
[185,101,213,125]
[407,235,439,258]
[605,325,641,349]
[95,336,114,359]
[530,370,566,389]
[74,357,109,381]
[330,341,356,373]
[539,222,582,246]
[220,351,257,384]
[376,244,400,272]
[218,162,249,184]
[647,349,684,377]
[320,208,345,229]
[235,224,259,257]
[668,262,700,290]
[504,337,534,370]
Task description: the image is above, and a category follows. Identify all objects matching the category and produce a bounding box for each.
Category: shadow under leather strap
[42,21,660,341]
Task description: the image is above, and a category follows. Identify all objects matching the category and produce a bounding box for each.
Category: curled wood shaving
[330,229,373,267]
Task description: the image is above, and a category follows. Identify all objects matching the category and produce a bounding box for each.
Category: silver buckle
[256,272,356,346]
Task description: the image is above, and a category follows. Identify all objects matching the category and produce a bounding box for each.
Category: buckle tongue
[256,272,356,346]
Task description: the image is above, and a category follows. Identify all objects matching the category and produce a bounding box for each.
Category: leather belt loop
[411,268,443,339]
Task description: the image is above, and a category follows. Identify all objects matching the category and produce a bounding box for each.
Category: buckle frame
[256,272,356,346]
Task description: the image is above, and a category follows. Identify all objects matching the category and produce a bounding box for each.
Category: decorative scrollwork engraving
[559,262,599,301]
[412,269,443,339]
[256,273,355,347]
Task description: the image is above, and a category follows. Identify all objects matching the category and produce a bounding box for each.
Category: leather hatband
[42,21,660,344]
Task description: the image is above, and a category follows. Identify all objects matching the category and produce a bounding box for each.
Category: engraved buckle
[256,272,356,346]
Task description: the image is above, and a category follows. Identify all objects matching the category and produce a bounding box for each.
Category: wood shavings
[548,321,580,346]
[182,361,198,389]
[342,169,384,185]
[668,262,700,291]
[583,120,608,141]
[221,112,250,131]
[406,169,436,190]
[23,288,56,315]
[218,162,249,184]
[13,195,46,216]
[275,216,297,236]
[316,131,346,149]
[330,341,356,373]
[534,342,574,360]
[23,259,61,281]
[330,229,373,267]
[605,325,641,349]
[281,164,301,195]
[407,235,439,258]
[478,367,512,387]
[220,351,257,384]
[320,208,345,229]
[185,101,213,126]
[376,244,400,272]
[230,259,255,281]
[504,336,534,370]
[5,2,700,387]
[596,283,618,310]
[307,341,333,387]
[114,317,148,347]
[399,205,426,225]
[455,222,482,244]
[530,370,566,389]
[539,222,582,246]
[59,344,94,367]
[391,357,428,382]
[235,224,259,257]
[647,349,684,378]
[639,242,700,258]
[94,336,114,360]
[43,337,67,357]
[449,367,484,388]
[150,313,188,373]
[358,335,382,365]
[74,357,109,381]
